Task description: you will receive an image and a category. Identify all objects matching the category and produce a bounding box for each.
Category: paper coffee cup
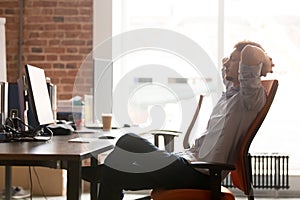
[102,113,112,131]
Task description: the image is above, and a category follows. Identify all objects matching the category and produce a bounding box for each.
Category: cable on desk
[0,116,53,142]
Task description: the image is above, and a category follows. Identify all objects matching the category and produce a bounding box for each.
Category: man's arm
[241,45,274,77]
[221,57,232,90]
[238,45,267,111]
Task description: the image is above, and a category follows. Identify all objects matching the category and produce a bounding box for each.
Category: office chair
[151,95,204,152]
[151,79,278,200]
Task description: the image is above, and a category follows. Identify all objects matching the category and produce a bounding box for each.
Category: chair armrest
[150,130,182,137]
[150,130,182,152]
[190,161,235,171]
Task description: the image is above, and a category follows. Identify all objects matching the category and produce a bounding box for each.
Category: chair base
[151,186,235,200]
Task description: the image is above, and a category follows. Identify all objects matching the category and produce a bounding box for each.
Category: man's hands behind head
[241,45,274,77]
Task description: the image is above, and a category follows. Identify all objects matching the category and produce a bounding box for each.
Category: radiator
[222,154,290,190]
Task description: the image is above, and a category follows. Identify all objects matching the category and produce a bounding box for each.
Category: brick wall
[0,0,93,100]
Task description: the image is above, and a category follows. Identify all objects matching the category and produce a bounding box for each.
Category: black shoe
[82,165,102,183]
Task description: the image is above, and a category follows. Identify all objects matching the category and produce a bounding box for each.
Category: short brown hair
[234,40,264,52]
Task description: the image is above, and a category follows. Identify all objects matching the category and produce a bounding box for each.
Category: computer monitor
[25,64,54,129]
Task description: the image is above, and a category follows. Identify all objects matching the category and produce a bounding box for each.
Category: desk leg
[67,161,82,200]
[5,166,12,200]
[90,156,98,200]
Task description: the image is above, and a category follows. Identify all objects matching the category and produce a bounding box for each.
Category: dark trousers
[98,133,210,199]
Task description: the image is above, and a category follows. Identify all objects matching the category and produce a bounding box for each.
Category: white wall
[92,0,113,123]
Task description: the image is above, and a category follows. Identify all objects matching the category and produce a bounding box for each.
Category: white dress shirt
[179,62,266,177]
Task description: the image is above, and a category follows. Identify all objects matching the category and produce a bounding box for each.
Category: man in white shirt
[82,41,274,200]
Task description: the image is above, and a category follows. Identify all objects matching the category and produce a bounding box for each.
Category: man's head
[223,40,273,86]
[233,41,264,52]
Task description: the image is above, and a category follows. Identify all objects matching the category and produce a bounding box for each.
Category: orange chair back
[231,80,278,194]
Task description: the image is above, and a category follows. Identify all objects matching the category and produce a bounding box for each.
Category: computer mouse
[123,124,130,128]
[98,135,115,139]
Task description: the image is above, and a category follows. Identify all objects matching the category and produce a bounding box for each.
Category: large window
[223,0,300,175]
[112,0,221,150]
[109,0,300,174]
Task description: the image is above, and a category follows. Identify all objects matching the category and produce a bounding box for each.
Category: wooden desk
[0,133,114,200]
